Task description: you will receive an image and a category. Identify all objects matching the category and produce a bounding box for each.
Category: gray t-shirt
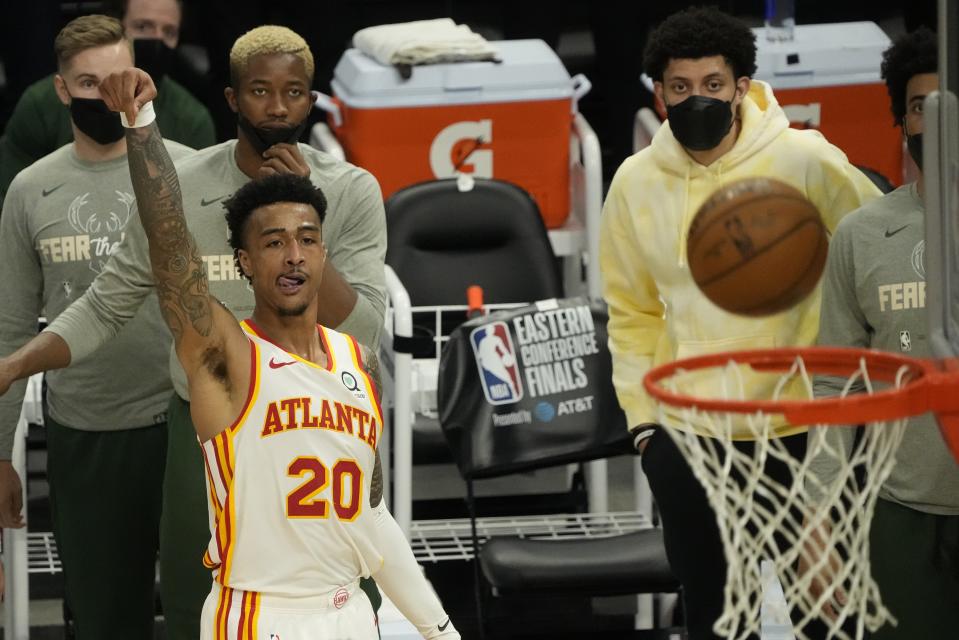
[47,140,387,402]
[811,183,959,514]
[0,141,194,457]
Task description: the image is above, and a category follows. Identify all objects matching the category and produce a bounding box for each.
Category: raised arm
[99,68,248,438]
[124,119,213,349]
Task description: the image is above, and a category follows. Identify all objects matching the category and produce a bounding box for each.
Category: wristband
[120,101,156,128]
[630,423,659,451]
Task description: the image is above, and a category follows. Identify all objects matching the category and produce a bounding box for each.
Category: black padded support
[391,334,418,355]
[479,529,679,597]
[385,178,563,307]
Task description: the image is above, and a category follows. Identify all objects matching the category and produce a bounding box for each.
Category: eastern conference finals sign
[469,302,600,425]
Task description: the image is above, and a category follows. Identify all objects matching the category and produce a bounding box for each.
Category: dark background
[0,0,939,179]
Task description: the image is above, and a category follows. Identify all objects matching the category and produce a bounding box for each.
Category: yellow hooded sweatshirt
[600,80,882,438]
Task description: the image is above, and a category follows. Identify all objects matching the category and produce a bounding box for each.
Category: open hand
[797,519,847,621]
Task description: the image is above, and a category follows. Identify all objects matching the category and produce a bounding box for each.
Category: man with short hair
[121,0,181,48]
[99,62,458,639]
[0,0,214,204]
[0,14,193,639]
[810,27,959,638]
[0,25,387,640]
[599,6,881,638]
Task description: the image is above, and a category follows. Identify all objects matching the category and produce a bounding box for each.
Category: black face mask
[134,38,175,81]
[237,114,308,155]
[907,132,923,171]
[69,96,125,145]
[666,95,735,151]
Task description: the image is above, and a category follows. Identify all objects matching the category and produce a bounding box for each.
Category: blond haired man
[0,15,193,638]
[0,25,387,640]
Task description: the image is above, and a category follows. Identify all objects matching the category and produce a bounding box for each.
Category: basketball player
[0,26,387,639]
[94,65,459,639]
[809,27,959,638]
[599,7,881,639]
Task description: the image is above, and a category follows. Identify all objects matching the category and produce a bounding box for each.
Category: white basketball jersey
[201,320,384,596]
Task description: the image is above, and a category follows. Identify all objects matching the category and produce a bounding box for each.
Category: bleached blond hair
[229,25,314,86]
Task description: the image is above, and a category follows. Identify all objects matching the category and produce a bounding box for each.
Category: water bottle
[466,285,485,319]
[765,0,795,42]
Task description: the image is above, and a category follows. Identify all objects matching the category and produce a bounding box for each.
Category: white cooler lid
[331,39,576,108]
[753,21,891,89]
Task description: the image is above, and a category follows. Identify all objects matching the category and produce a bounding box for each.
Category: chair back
[437,297,630,479]
[385,179,563,307]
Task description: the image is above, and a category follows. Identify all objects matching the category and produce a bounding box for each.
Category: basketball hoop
[643,346,959,640]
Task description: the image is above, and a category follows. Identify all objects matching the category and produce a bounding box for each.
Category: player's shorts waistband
[212,578,363,611]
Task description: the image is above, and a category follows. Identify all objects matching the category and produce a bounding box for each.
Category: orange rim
[644,347,959,473]
[642,346,947,424]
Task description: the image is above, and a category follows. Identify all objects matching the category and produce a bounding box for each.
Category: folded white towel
[353,18,499,67]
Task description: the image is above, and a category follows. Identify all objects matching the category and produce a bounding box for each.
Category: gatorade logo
[429,120,493,178]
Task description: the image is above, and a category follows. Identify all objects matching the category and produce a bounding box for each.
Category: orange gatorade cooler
[317,39,590,228]
[752,22,902,185]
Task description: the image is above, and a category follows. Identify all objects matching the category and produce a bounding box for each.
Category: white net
[653,354,913,640]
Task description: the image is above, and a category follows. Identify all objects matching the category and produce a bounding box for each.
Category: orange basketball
[687,177,828,317]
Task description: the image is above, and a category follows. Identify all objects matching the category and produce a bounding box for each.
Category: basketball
[687,177,828,316]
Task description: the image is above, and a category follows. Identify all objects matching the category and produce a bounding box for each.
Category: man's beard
[278,302,310,317]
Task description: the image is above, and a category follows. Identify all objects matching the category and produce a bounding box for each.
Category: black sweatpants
[641,428,831,640]
[869,498,959,639]
[46,415,167,640]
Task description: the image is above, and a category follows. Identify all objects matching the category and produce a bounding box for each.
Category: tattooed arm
[124,121,213,346]
[98,68,249,439]
[361,343,386,508]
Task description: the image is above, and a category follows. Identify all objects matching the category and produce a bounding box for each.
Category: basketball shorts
[200,579,379,640]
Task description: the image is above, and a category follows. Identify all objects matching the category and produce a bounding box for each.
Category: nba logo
[900,330,912,352]
[470,322,523,405]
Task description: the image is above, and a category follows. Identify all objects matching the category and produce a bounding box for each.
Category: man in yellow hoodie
[599,6,881,639]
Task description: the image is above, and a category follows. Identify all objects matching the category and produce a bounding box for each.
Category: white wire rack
[26,532,60,575]
[409,511,652,563]
[382,302,530,424]
[386,301,527,358]
[6,374,46,639]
